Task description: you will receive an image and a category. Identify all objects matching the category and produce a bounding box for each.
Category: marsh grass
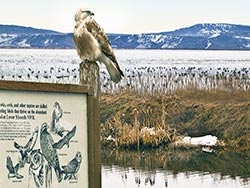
[101,88,250,150]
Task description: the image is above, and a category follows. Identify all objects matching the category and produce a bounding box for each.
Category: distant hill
[1,23,250,49]
[0,24,73,48]
[0,24,61,35]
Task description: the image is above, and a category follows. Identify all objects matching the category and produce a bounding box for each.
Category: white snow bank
[182,135,217,146]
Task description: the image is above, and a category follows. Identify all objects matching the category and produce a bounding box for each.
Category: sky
[0,0,250,34]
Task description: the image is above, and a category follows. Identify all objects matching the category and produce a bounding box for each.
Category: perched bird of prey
[62,151,82,180]
[40,123,62,183]
[51,102,63,135]
[73,8,124,83]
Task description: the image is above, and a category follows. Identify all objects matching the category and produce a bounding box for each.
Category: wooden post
[80,60,101,188]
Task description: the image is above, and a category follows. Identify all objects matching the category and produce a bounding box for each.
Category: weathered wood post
[80,60,101,188]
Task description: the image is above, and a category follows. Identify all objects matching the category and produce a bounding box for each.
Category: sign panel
[0,82,90,188]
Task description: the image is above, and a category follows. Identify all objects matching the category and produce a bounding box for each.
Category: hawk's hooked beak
[89,11,94,16]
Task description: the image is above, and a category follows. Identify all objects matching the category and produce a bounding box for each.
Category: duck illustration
[62,151,82,180]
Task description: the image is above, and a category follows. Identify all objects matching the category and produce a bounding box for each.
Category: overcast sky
[1,0,250,34]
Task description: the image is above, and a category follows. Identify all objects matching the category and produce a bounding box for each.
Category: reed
[101,66,250,95]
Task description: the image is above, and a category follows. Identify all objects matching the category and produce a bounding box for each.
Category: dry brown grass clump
[101,96,174,149]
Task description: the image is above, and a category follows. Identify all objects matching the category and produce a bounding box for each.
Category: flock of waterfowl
[0,50,249,95]
[0,64,249,95]
[101,66,250,94]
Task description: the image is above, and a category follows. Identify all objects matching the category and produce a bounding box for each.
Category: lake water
[0,49,250,187]
[102,149,250,188]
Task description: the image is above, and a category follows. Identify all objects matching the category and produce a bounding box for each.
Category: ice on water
[0,49,80,84]
[0,49,250,94]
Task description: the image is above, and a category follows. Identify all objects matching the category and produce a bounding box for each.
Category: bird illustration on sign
[5,101,82,188]
[62,151,82,180]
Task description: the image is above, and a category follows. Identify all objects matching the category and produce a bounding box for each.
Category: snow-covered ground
[0,49,250,94]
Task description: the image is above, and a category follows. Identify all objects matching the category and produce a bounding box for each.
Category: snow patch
[243,43,250,48]
[181,135,218,146]
[17,39,30,47]
[44,39,50,45]
[0,34,17,44]
[205,41,212,49]
[161,37,182,48]
[234,36,250,40]
[150,34,164,43]
[115,36,121,40]
[209,33,220,38]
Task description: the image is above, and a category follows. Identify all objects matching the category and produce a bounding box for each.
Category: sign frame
[0,80,100,188]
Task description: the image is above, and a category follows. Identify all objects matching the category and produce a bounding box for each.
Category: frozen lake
[0,49,250,94]
[1,49,250,68]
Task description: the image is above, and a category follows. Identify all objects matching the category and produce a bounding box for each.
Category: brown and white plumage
[73,8,124,83]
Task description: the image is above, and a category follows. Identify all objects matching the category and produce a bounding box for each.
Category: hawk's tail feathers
[104,59,124,83]
[99,53,124,83]
[106,62,123,83]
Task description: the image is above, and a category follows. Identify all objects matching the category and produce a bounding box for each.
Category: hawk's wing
[24,137,34,151]
[53,126,76,149]
[84,17,118,64]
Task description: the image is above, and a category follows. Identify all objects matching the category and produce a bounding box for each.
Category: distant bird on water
[73,7,124,83]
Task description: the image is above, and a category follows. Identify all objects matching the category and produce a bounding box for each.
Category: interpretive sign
[0,80,98,188]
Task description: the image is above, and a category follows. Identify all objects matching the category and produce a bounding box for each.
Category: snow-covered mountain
[109,23,250,49]
[0,25,74,48]
[1,23,250,49]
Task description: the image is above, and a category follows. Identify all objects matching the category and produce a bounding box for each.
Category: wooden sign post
[0,62,101,188]
[79,61,101,188]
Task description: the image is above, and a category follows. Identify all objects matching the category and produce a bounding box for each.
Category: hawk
[40,123,62,183]
[73,8,124,83]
